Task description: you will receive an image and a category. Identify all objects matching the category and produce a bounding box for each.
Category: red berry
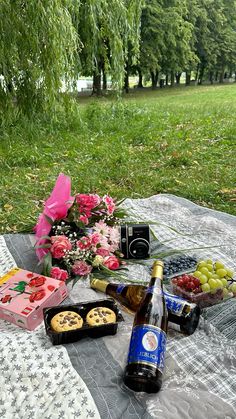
[193,277,200,287]
[177,279,184,288]
[186,281,195,291]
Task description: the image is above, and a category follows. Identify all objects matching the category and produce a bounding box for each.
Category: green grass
[0,83,236,234]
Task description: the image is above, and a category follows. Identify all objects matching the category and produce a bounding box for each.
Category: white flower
[92,255,104,267]
[108,226,120,244]
[93,220,110,237]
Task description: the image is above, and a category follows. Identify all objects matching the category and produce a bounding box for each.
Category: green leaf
[35,243,51,249]
[34,235,51,244]
[42,252,52,277]
[44,215,54,226]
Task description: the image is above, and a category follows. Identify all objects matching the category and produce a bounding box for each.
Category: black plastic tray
[43,298,124,345]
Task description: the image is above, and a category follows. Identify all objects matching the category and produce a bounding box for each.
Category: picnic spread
[0,191,236,419]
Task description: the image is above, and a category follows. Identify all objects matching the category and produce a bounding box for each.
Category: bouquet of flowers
[34,174,127,285]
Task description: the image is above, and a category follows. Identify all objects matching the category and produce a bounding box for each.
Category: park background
[0,1,235,233]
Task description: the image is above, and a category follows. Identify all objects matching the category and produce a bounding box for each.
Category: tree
[77,0,143,94]
[0,1,78,116]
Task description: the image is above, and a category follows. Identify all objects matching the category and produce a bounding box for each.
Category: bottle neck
[90,278,109,293]
[149,276,162,289]
[149,262,163,290]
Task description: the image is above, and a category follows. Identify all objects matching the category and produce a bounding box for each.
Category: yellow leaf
[4,204,13,211]
[219,188,236,194]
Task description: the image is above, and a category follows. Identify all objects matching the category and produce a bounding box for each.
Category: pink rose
[103,255,120,270]
[50,267,69,281]
[76,194,101,216]
[72,261,92,276]
[96,248,110,257]
[89,232,100,246]
[50,235,72,259]
[79,215,89,225]
[77,236,91,250]
[103,195,116,215]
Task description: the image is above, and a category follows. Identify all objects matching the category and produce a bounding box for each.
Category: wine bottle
[123,260,168,393]
[90,278,146,312]
[163,290,200,335]
[90,279,200,335]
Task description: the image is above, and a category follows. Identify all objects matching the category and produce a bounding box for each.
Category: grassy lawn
[0,83,235,234]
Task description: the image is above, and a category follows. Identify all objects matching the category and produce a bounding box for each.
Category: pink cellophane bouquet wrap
[34,174,126,285]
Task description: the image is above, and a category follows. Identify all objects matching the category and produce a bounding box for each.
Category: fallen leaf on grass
[218,188,236,195]
[4,204,13,211]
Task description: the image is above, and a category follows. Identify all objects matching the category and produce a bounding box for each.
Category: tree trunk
[102,70,107,90]
[195,64,199,82]
[165,74,169,86]
[185,71,191,85]
[92,68,102,96]
[175,72,181,84]
[209,71,214,84]
[198,65,205,85]
[137,69,143,88]
[215,71,218,82]
[150,70,158,89]
[219,68,224,83]
[171,71,175,87]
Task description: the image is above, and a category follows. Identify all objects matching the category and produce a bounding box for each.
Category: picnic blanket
[1,193,236,419]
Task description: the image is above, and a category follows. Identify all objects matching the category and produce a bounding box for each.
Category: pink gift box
[0,268,68,330]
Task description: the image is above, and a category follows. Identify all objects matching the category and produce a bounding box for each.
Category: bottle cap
[152,260,164,279]
[153,260,164,268]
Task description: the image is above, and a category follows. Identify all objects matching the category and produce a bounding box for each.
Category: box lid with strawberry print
[0,268,66,315]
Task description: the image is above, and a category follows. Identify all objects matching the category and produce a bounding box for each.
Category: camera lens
[129,239,150,259]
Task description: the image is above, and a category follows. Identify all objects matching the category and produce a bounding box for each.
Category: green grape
[193,270,202,279]
[216,268,227,278]
[208,278,218,290]
[212,273,219,279]
[226,269,234,278]
[215,279,223,289]
[220,278,228,287]
[230,283,236,293]
[206,264,213,272]
[215,261,225,270]
[197,261,207,269]
[201,283,210,292]
[223,288,229,298]
[206,271,212,279]
[200,267,209,276]
[199,274,208,285]
[206,259,213,265]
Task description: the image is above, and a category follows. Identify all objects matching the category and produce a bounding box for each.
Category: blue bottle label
[116,284,126,294]
[127,324,166,372]
[163,291,185,316]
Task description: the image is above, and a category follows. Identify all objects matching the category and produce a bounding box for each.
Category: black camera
[119,224,150,259]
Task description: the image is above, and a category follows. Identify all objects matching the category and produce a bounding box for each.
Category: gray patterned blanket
[1,194,236,419]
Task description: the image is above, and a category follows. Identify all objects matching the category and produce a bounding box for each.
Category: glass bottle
[90,279,200,335]
[123,260,168,393]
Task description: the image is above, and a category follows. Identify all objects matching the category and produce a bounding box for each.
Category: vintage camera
[119,224,150,259]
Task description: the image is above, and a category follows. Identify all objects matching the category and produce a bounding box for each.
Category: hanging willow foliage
[0,0,143,117]
[77,0,143,90]
[0,0,78,116]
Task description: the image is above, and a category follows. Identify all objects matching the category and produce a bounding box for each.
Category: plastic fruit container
[43,297,124,345]
[170,278,224,309]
